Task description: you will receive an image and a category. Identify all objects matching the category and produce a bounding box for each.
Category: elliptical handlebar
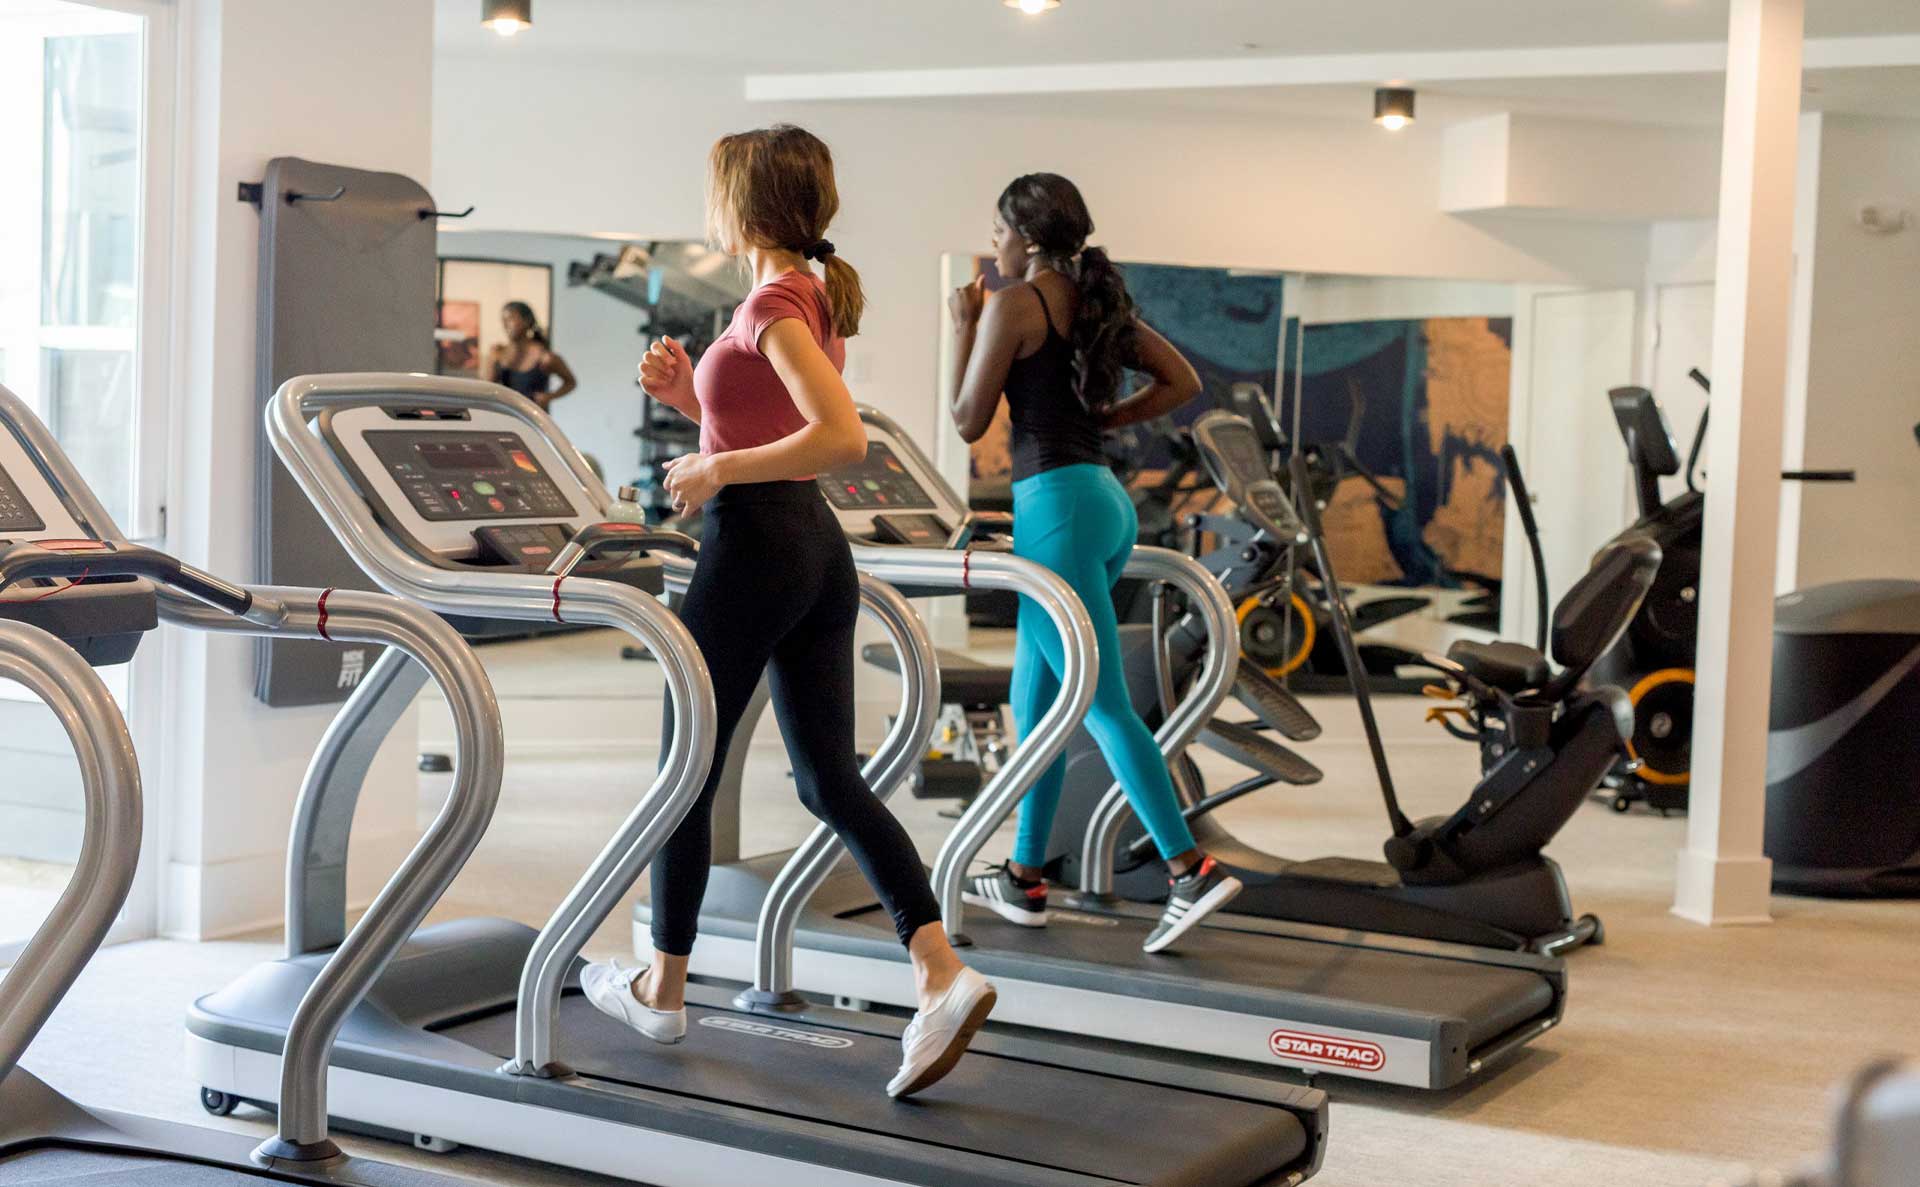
[1499,444,1550,654]
[1287,451,1415,840]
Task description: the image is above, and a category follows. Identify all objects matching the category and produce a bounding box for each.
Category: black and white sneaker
[961,864,1049,927]
[1143,856,1243,954]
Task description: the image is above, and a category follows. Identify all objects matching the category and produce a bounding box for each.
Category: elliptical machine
[1592,373,1858,813]
[1039,413,1657,954]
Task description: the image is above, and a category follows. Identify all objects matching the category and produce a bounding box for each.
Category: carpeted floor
[13,628,1915,1186]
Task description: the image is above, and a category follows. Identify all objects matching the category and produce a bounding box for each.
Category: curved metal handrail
[267,372,717,1077]
[1077,547,1240,896]
[0,622,142,1083]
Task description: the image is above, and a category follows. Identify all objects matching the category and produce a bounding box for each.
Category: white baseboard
[160,827,420,941]
[1671,848,1775,926]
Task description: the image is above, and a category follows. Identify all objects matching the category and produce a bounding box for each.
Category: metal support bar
[285,646,432,955]
[0,622,142,1083]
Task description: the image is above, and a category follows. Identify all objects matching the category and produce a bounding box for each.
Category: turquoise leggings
[1009,463,1196,867]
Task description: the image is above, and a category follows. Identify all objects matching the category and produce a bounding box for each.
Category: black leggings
[648,480,943,956]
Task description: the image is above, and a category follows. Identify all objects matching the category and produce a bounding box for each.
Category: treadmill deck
[668,855,1565,1089]
[186,918,1324,1187]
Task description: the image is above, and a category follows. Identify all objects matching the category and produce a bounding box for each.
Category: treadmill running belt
[804,897,1556,1050]
[0,1148,271,1183]
[443,995,1307,1187]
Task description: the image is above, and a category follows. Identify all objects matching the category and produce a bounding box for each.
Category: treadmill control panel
[0,462,46,534]
[364,430,577,522]
[1192,414,1303,540]
[818,443,936,511]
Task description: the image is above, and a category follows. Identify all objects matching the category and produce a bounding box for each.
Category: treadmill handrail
[159,583,507,1160]
[747,570,939,998]
[0,381,511,1165]
[904,546,1100,935]
[0,621,142,1083]
[1077,546,1240,896]
[267,372,722,1078]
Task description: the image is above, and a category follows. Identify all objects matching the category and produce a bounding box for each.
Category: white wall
[432,57,1655,461]
[1644,115,1920,592]
[160,0,436,937]
[1791,113,1920,586]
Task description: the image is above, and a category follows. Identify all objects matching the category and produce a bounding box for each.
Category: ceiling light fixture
[1003,0,1061,15]
[1374,86,1416,131]
[482,0,531,36]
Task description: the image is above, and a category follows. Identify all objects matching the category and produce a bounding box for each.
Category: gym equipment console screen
[818,442,935,511]
[0,461,46,534]
[364,430,577,522]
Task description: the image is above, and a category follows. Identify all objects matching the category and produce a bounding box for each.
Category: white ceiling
[435,0,1920,123]
[436,0,1920,67]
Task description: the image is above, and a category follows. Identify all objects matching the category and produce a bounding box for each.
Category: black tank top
[493,355,551,399]
[1005,284,1104,482]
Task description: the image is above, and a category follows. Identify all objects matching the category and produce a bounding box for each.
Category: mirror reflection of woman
[949,173,1240,955]
[490,300,577,411]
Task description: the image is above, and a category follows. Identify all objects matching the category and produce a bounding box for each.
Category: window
[0,0,168,959]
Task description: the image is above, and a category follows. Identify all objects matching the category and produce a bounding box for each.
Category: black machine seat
[1445,639,1550,693]
[1543,535,1662,697]
[862,642,1012,707]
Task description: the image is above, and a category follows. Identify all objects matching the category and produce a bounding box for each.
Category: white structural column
[1674,0,1805,924]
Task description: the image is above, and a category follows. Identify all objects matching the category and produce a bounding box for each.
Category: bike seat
[861,643,1012,706]
[1445,639,1550,692]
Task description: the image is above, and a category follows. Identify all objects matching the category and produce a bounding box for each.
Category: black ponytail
[1067,245,1136,415]
[997,173,1136,413]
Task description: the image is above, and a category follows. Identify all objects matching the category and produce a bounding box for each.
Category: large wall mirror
[945,253,1541,692]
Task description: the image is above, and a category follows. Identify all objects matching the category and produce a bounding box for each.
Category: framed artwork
[435,257,553,379]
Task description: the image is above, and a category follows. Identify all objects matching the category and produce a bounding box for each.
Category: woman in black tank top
[489,300,577,411]
[947,173,1246,954]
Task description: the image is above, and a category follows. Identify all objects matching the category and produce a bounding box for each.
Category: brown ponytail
[706,124,865,338]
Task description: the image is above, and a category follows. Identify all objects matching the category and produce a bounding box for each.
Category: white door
[1650,282,1717,505]
[1502,288,1640,647]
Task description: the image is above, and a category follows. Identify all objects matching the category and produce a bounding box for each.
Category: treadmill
[0,380,503,1185]
[664,407,1569,1091]
[189,372,1329,1187]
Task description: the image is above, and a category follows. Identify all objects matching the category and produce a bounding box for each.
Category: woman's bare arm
[1100,318,1202,429]
[949,285,1027,443]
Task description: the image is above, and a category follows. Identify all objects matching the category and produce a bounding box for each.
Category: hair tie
[802,239,836,261]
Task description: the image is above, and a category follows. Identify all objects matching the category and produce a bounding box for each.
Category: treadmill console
[0,464,46,534]
[365,429,577,522]
[817,442,937,512]
[317,405,662,607]
[0,449,156,665]
[818,417,967,544]
[1191,413,1304,541]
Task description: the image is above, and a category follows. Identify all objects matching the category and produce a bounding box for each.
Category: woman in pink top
[579,125,993,1099]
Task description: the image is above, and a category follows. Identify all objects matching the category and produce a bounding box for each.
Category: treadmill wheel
[1611,794,1632,814]
[199,1087,238,1116]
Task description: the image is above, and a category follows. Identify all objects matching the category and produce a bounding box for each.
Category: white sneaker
[580,959,687,1045]
[886,966,996,1099]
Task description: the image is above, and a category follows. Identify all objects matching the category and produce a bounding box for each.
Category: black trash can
[1765,579,1920,897]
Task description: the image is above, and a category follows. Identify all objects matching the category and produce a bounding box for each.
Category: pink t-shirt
[694,270,845,458]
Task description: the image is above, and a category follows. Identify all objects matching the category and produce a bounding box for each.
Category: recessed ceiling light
[1374,87,1416,131]
[482,0,531,36]
[1004,0,1062,14]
